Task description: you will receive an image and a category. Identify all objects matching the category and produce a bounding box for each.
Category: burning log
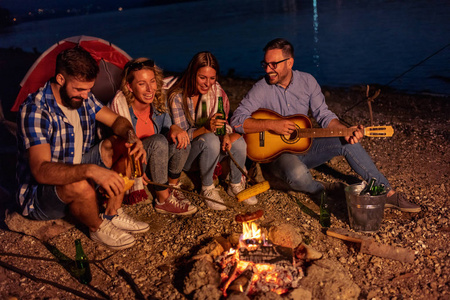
[226,266,254,296]
[239,246,292,266]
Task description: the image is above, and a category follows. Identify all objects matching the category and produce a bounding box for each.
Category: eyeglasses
[125,59,155,76]
[260,58,290,70]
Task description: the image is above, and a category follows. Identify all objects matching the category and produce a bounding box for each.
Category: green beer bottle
[319,191,331,227]
[215,96,227,136]
[196,99,208,127]
[372,183,386,196]
[75,239,92,284]
[360,178,377,196]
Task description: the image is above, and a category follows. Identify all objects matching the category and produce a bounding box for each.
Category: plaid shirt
[170,81,231,140]
[16,81,103,216]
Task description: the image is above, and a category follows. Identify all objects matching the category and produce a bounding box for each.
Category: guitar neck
[297,128,355,138]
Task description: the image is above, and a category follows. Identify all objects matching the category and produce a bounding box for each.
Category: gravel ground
[0,75,449,299]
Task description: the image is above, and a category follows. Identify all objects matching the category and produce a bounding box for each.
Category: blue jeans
[184,133,247,186]
[142,134,190,190]
[264,137,390,194]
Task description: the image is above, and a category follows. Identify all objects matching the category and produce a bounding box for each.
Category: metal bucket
[345,183,386,232]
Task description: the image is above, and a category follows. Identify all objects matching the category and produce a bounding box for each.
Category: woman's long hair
[168,51,220,126]
[120,57,167,113]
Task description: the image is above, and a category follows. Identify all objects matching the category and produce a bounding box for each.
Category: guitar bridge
[259,131,265,147]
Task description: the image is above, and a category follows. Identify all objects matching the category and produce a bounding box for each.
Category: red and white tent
[11,35,132,111]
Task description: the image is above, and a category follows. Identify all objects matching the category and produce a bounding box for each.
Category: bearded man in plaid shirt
[16,47,150,250]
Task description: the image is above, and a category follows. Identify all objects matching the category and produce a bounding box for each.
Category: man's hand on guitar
[345,125,364,144]
[271,119,297,135]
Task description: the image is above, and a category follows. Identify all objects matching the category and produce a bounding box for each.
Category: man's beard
[60,84,84,110]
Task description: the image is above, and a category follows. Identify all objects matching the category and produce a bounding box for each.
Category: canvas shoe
[227,179,258,205]
[107,208,150,233]
[170,182,193,204]
[155,192,197,215]
[90,218,136,250]
[201,185,227,211]
[385,192,421,213]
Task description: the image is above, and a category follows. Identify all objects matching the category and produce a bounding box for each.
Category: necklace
[134,106,151,124]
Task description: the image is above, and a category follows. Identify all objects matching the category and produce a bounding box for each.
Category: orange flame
[242,221,261,240]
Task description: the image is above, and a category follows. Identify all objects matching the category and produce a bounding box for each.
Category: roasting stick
[226,149,270,202]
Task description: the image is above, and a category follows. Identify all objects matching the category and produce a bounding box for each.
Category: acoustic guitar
[243,109,394,163]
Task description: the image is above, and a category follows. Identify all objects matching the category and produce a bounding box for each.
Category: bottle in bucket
[346,183,386,232]
[319,191,331,227]
[372,183,386,196]
[360,177,376,196]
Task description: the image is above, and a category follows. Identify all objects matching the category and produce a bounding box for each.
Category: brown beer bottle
[128,130,143,178]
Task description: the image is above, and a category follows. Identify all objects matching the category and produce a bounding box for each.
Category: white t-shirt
[58,104,83,164]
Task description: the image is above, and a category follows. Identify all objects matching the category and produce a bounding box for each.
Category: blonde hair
[120,57,167,113]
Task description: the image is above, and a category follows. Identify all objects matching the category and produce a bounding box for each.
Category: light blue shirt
[230,70,338,133]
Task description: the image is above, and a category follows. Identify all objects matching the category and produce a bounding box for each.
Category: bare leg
[102,136,129,215]
[168,178,178,185]
[156,189,170,203]
[56,180,102,232]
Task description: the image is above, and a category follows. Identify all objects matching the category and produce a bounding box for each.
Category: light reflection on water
[0,0,448,95]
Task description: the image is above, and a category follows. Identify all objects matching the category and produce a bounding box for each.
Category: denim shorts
[28,142,107,221]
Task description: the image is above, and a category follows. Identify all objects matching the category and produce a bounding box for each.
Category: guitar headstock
[364,126,394,137]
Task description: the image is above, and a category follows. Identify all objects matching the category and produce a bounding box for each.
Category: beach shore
[0,48,449,299]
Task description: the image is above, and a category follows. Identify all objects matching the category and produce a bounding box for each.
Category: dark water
[1,0,449,95]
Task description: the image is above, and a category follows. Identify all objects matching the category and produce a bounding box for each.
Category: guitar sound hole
[281,126,300,144]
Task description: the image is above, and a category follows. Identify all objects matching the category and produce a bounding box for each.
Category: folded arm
[28,143,125,197]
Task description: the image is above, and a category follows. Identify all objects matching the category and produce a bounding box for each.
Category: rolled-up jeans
[142,134,190,191]
[263,137,390,194]
[183,133,247,186]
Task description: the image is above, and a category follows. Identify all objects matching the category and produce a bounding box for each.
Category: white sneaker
[90,218,136,250]
[227,180,258,205]
[108,208,150,233]
[201,185,227,211]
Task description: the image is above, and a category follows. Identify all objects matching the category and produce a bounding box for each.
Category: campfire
[216,214,304,297]
[183,210,323,299]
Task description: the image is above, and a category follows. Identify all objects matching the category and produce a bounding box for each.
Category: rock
[286,287,313,300]
[300,259,360,300]
[268,223,303,248]
[302,243,323,261]
[253,291,283,300]
[227,293,251,300]
[4,211,74,241]
[183,259,221,295]
[192,284,222,300]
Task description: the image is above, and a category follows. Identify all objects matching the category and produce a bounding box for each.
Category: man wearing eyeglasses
[16,47,150,250]
[230,38,420,213]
